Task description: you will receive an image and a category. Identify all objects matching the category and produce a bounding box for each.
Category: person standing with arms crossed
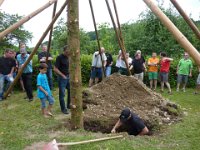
[38,44,54,90]
[148,52,159,91]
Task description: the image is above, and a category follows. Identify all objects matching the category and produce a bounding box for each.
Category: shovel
[43,135,123,150]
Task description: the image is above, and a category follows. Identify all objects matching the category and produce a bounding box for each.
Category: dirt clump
[83,73,182,134]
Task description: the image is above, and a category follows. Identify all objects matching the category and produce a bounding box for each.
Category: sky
[1,0,200,47]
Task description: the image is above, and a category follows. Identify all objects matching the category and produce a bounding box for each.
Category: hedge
[14,55,199,90]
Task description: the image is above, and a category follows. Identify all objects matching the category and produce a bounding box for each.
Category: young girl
[37,63,54,117]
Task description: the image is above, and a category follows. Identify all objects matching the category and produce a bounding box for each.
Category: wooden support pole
[112,0,125,49]
[46,1,57,63]
[4,0,68,99]
[105,0,131,75]
[0,0,57,41]
[57,135,123,146]
[68,0,83,129]
[0,0,5,6]
[88,0,106,77]
[143,0,200,66]
[170,0,200,41]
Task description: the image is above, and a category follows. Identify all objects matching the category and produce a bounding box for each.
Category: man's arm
[164,57,173,61]
[189,61,193,77]
[111,119,122,133]
[143,63,147,72]
[53,66,67,79]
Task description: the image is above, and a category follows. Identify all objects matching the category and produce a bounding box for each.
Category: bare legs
[150,79,157,90]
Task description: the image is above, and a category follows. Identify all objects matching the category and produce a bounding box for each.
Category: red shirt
[160,59,170,73]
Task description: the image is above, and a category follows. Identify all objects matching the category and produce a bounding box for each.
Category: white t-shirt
[120,57,132,68]
[91,51,107,68]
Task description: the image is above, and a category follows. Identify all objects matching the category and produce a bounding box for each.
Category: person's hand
[62,75,67,79]
[45,91,48,96]
[111,128,116,133]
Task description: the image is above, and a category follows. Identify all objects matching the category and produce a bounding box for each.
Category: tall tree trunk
[68,0,83,129]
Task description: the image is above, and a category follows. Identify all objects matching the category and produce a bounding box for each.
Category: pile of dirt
[83,73,182,134]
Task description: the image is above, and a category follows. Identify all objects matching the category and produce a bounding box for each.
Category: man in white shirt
[89,47,107,87]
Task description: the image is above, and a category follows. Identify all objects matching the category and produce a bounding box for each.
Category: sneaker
[28,98,33,102]
[176,88,179,92]
[182,88,186,92]
[0,97,3,101]
[62,109,69,114]
[194,92,198,95]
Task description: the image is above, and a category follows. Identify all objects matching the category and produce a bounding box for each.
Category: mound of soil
[83,73,182,134]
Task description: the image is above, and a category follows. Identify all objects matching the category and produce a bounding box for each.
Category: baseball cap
[119,108,131,122]
[20,48,27,54]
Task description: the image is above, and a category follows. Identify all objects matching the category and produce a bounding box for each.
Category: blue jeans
[0,74,14,98]
[58,76,70,111]
[40,95,55,108]
[46,68,53,90]
[106,66,112,77]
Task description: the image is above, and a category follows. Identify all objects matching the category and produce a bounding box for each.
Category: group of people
[89,48,196,94]
[0,43,71,117]
[0,44,198,135]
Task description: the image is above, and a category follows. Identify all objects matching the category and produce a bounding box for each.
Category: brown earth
[83,73,182,134]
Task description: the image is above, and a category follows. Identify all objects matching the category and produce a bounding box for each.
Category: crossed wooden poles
[0,0,200,99]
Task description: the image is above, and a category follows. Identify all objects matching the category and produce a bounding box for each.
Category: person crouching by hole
[37,63,55,118]
[111,108,149,136]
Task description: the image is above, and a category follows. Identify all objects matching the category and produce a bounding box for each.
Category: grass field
[0,88,200,150]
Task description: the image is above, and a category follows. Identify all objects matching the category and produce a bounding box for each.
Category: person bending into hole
[111,108,149,136]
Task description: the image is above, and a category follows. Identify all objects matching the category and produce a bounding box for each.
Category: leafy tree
[0,11,32,51]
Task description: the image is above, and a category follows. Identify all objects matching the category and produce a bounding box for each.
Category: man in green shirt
[176,52,193,92]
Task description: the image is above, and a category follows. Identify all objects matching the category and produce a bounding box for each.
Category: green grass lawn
[0,88,200,150]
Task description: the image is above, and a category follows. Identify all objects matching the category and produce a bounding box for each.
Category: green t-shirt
[178,58,193,75]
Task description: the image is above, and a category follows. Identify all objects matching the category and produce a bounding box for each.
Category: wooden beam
[0,0,5,7]
[46,1,57,63]
[170,0,200,41]
[105,0,131,75]
[0,0,57,41]
[143,0,200,66]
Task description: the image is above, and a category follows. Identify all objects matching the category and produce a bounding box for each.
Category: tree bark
[68,0,83,129]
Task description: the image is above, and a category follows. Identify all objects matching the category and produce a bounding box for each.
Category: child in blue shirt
[37,63,54,117]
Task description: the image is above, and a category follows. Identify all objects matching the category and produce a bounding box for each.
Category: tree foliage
[52,6,200,57]
[0,12,32,51]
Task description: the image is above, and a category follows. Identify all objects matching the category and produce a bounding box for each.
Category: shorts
[148,72,158,80]
[196,73,200,85]
[177,74,188,84]
[40,95,55,108]
[160,72,169,82]
[134,72,144,81]
[90,67,102,79]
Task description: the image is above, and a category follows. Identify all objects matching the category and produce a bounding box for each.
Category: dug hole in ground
[83,73,182,135]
